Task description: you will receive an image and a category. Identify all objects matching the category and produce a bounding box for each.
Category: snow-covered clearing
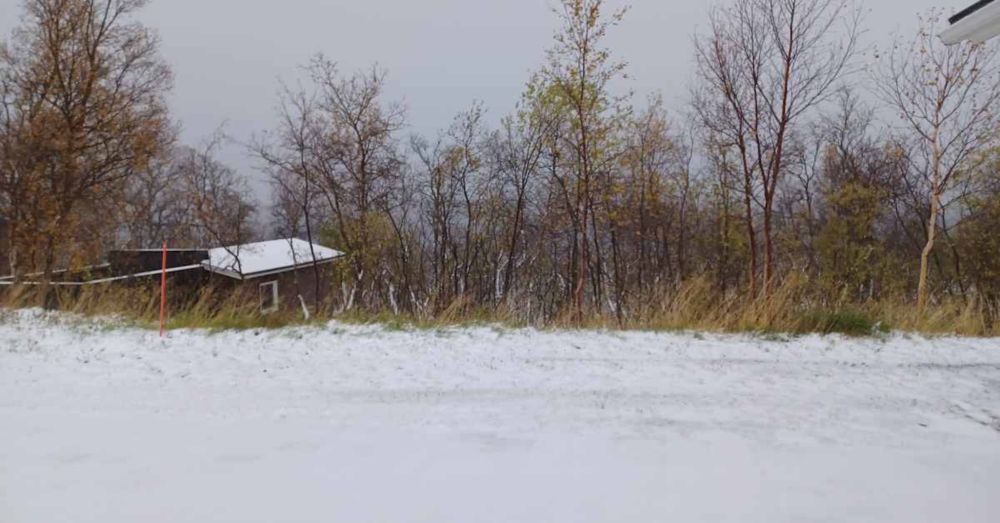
[1,309,999,522]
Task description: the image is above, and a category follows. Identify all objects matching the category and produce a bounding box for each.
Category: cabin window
[259,281,279,313]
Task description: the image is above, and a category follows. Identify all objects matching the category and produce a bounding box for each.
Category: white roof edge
[941,1,1000,44]
[200,263,242,280]
[201,256,341,281]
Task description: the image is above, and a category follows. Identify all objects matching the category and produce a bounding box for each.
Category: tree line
[2,0,1000,326]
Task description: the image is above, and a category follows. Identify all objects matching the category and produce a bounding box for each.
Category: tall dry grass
[1,276,996,336]
[624,276,997,336]
[0,283,320,331]
[544,275,997,336]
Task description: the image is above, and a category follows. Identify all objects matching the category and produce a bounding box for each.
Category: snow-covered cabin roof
[202,238,344,280]
[942,0,1000,44]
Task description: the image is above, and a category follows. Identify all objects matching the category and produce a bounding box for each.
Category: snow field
[1,309,999,522]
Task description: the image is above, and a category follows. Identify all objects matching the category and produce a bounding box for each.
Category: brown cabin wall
[202,265,332,313]
[9,264,334,315]
[245,266,331,312]
[108,250,209,274]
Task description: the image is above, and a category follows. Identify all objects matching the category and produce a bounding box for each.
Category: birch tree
[536,0,630,316]
[694,0,860,296]
[873,12,1000,311]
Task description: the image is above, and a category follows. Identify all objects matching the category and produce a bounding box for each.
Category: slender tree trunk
[303,198,321,311]
[917,188,941,312]
[677,179,689,284]
[501,182,528,300]
[764,14,795,298]
[719,190,731,293]
[7,219,17,281]
[588,197,604,307]
[762,197,774,296]
[636,174,649,292]
[742,172,758,299]
[917,130,942,313]
[609,221,625,325]
[41,234,58,310]
[575,200,589,318]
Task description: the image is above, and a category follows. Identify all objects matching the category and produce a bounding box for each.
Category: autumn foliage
[2,0,1000,334]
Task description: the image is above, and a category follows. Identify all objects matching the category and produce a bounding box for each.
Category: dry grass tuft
[1,277,996,337]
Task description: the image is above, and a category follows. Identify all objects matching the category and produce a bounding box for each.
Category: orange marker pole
[159,241,168,337]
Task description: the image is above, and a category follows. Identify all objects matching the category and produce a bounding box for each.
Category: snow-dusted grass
[1,309,999,522]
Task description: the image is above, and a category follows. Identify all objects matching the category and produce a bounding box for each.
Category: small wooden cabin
[198,239,342,312]
[2,238,343,314]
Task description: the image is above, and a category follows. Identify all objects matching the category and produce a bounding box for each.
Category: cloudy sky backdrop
[0,0,965,199]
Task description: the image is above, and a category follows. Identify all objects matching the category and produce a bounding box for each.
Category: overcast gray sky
[0,0,967,199]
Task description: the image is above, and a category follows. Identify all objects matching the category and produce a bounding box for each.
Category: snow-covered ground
[1,309,999,523]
